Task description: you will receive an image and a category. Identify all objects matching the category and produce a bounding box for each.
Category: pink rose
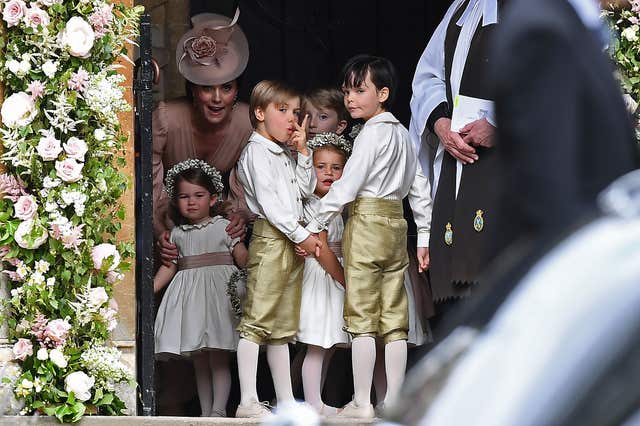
[55,158,83,183]
[25,5,49,29]
[13,195,38,220]
[106,270,124,284]
[63,137,88,161]
[36,133,63,161]
[44,319,71,346]
[12,338,33,361]
[91,243,121,271]
[2,0,26,28]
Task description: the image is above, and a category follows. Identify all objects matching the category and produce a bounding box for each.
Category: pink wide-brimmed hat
[176,8,249,86]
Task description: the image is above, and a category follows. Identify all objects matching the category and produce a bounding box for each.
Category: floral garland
[226,268,245,319]
[604,1,640,141]
[164,158,224,198]
[0,0,142,422]
[307,132,353,159]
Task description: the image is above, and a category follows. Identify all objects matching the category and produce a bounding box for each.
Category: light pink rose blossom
[68,68,90,92]
[36,133,63,161]
[92,243,121,271]
[55,158,83,182]
[44,319,71,347]
[2,0,27,28]
[14,219,48,249]
[27,80,46,99]
[63,137,88,161]
[105,270,124,284]
[12,338,33,361]
[13,195,38,220]
[25,5,50,29]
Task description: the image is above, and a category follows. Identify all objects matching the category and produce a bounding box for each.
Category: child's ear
[377,87,390,104]
[254,106,265,122]
[209,194,219,207]
[335,120,348,135]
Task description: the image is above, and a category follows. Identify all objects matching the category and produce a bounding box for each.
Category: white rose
[91,243,121,271]
[63,137,88,161]
[64,371,94,401]
[36,347,48,361]
[36,133,63,161]
[1,92,37,128]
[41,60,57,78]
[25,5,50,29]
[55,158,83,183]
[49,348,67,368]
[13,195,38,220]
[0,348,14,363]
[18,60,31,75]
[6,59,20,74]
[40,0,63,6]
[93,128,107,141]
[14,219,48,249]
[2,0,26,27]
[87,287,109,307]
[59,17,94,58]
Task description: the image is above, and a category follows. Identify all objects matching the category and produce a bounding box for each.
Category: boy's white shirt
[237,131,317,243]
[306,112,433,247]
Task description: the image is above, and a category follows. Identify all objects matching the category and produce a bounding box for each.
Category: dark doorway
[191,0,453,126]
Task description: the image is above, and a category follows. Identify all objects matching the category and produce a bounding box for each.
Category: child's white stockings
[384,339,407,405]
[373,343,387,404]
[266,343,295,403]
[237,338,260,405]
[302,345,337,413]
[351,336,376,407]
[193,351,231,416]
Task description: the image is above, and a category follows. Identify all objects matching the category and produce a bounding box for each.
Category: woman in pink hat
[153,9,252,261]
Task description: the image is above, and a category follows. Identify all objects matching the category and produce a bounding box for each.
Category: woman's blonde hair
[249,80,299,128]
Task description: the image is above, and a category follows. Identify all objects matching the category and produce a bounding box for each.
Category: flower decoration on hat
[164,159,224,199]
[308,132,353,158]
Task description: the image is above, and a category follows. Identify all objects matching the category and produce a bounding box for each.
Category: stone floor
[0,416,380,425]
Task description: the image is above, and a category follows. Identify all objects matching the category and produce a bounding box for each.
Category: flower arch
[0,0,142,422]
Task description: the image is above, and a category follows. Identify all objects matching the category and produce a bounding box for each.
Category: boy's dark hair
[340,54,397,108]
[168,168,224,225]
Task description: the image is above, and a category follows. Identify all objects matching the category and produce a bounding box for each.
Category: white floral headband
[164,159,224,198]
[308,132,353,158]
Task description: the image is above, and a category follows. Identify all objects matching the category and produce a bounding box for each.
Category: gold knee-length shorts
[238,219,304,345]
[343,198,409,343]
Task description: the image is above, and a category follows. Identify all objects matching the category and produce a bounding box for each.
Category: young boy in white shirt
[235,80,322,418]
[306,55,432,419]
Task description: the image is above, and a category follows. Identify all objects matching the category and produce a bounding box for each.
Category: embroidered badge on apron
[444,222,453,246]
[474,210,484,232]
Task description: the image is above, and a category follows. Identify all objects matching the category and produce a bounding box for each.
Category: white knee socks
[266,343,295,404]
[237,338,260,405]
[209,351,231,414]
[351,336,376,407]
[302,345,325,411]
[384,339,407,405]
[193,353,213,416]
[373,343,387,404]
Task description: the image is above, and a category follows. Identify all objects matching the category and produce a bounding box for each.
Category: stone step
[0,416,380,425]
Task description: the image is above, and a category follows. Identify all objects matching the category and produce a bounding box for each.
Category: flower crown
[164,159,224,198]
[308,132,353,158]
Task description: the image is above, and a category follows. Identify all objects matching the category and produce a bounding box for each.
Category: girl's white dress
[297,195,350,348]
[155,216,241,356]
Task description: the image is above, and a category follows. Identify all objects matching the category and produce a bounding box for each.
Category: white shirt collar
[365,111,399,126]
[249,131,285,154]
[566,0,602,30]
[456,0,498,27]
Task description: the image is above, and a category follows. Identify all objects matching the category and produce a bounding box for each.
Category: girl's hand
[298,233,322,257]
[291,114,310,156]
[294,244,310,258]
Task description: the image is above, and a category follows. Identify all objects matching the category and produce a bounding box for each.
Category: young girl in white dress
[297,132,352,415]
[154,159,248,417]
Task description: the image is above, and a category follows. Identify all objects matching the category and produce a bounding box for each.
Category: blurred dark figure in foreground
[490,0,639,255]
